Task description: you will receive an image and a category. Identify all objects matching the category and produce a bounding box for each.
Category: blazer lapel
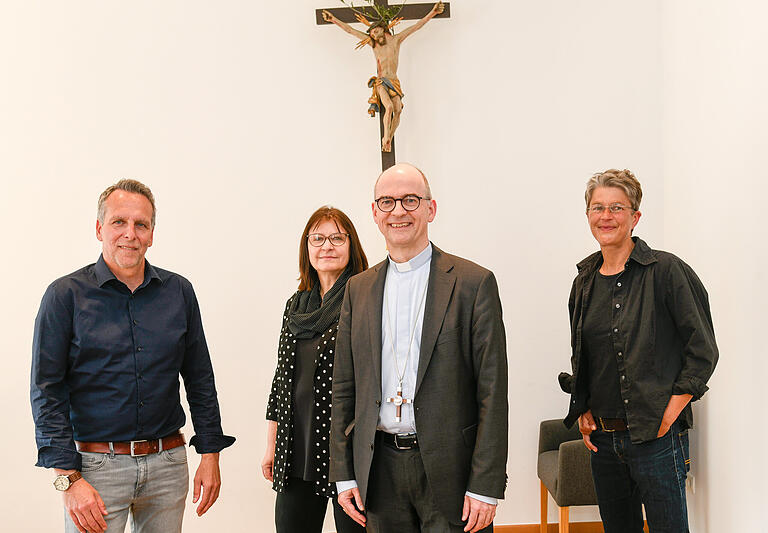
[416,246,455,394]
[367,260,388,391]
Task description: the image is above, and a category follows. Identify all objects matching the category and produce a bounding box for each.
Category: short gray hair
[97,179,156,227]
[585,169,642,211]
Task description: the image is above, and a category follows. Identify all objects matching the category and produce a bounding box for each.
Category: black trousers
[275,477,365,533]
[366,439,493,533]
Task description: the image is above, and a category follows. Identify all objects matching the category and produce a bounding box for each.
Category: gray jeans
[65,446,189,533]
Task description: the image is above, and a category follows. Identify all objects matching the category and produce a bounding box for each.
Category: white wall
[662,1,768,531]
[0,1,759,531]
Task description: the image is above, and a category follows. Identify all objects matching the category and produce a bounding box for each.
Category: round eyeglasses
[375,194,429,212]
[307,233,349,247]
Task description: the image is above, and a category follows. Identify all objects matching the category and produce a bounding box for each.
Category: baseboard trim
[494,523,604,532]
[495,521,647,532]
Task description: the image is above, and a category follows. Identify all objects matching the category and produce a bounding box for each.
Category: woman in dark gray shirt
[263,206,367,533]
[564,169,718,533]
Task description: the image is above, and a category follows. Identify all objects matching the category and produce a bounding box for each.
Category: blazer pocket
[462,423,478,449]
[344,420,356,437]
[436,326,461,346]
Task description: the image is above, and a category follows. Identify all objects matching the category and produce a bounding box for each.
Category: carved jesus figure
[322,2,444,152]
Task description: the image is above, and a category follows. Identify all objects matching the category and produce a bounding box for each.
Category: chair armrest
[555,439,597,506]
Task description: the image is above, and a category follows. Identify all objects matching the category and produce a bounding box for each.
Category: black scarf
[286,265,353,339]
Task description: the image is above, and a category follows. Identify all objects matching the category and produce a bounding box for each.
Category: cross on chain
[385,384,413,422]
[316,0,451,170]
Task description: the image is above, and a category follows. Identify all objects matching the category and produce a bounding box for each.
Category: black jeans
[590,422,690,533]
[275,477,364,533]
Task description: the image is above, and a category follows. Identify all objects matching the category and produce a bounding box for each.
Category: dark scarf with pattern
[286,265,353,339]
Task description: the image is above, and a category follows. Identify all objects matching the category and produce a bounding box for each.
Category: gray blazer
[329,245,508,524]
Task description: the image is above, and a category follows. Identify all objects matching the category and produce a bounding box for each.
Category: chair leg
[540,480,548,533]
[558,506,569,533]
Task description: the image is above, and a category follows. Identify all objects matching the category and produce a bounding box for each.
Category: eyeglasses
[587,204,633,215]
[375,194,429,212]
[307,233,349,247]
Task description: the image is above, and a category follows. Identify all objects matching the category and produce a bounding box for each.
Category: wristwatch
[53,472,82,491]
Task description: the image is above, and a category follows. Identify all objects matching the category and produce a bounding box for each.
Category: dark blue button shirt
[31,255,235,470]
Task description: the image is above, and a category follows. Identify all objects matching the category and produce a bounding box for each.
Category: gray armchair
[537,419,597,533]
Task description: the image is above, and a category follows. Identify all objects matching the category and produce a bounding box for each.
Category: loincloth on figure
[367,76,404,117]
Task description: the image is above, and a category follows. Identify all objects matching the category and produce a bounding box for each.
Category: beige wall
[0,0,760,530]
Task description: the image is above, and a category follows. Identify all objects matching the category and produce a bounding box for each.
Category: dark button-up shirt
[564,237,718,443]
[31,255,235,470]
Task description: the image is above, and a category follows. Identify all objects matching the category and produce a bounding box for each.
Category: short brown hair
[585,169,642,211]
[97,179,156,227]
[298,206,368,291]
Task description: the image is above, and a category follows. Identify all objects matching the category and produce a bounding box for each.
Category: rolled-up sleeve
[666,260,719,400]
[180,282,235,453]
[31,283,82,470]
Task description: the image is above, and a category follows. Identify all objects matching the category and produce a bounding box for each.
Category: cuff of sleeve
[189,434,236,454]
[672,376,709,400]
[36,446,82,471]
[465,491,498,505]
[336,480,358,494]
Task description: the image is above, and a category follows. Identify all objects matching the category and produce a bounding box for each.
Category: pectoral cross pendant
[386,383,413,422]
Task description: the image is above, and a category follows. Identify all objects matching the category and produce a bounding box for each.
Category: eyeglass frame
[374,194,430,212]
[306,232,350,247]
[586,203,635,216]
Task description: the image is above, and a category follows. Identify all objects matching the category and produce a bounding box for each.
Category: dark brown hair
[298,206,368,291]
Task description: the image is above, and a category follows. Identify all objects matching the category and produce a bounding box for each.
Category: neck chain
[383,271,429,389]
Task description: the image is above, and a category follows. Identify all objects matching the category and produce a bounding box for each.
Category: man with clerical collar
[330,163,509,532]
[31,179,234,533]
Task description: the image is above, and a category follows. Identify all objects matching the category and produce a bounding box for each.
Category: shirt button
[624,399,629,404]
[133,320,138,325]
[617,282,622,287]
[621,375,626,381]
[615,303,621,309]
[613,328,619,333]
[137,347,143,352]
[618,352,623,357]
[375,400,381,406]
[140,401,145,407]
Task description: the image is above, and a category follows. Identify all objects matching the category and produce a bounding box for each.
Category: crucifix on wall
[316,0,451,170]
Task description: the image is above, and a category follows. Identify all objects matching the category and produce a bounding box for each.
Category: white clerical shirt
[336,244,496,505]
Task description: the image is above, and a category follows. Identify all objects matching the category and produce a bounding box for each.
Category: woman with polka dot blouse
[263,206,368,533]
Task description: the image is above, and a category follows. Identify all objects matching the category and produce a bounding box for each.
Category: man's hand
[462,495,496,532]
[192,453,221,517]
[578,409,598,452]
[61,477,108,533]
[337,487,366,527]
[322,9,335,23]
[433,1,445,15]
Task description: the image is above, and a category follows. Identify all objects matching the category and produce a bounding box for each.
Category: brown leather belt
[598,418,628,432]
[76,432,185,456]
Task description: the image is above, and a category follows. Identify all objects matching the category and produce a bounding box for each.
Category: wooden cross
[385,384,413,422]
[316,1,451,171]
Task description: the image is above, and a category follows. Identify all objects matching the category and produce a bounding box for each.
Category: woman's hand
[578,409,598,452]
[262,420,277,481]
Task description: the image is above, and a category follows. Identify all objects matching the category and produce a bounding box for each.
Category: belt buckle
[394,433,415,450]
[130,440,149,457]
[599,418,616,433]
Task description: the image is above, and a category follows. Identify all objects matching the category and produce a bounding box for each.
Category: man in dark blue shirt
[31,179,235,533]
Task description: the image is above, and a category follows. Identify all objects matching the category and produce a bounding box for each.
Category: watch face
[53,476,70,491]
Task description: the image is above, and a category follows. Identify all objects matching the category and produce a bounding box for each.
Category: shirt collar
[576,236,657,274]
[388,243,432,273]
[94,254,162,288]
